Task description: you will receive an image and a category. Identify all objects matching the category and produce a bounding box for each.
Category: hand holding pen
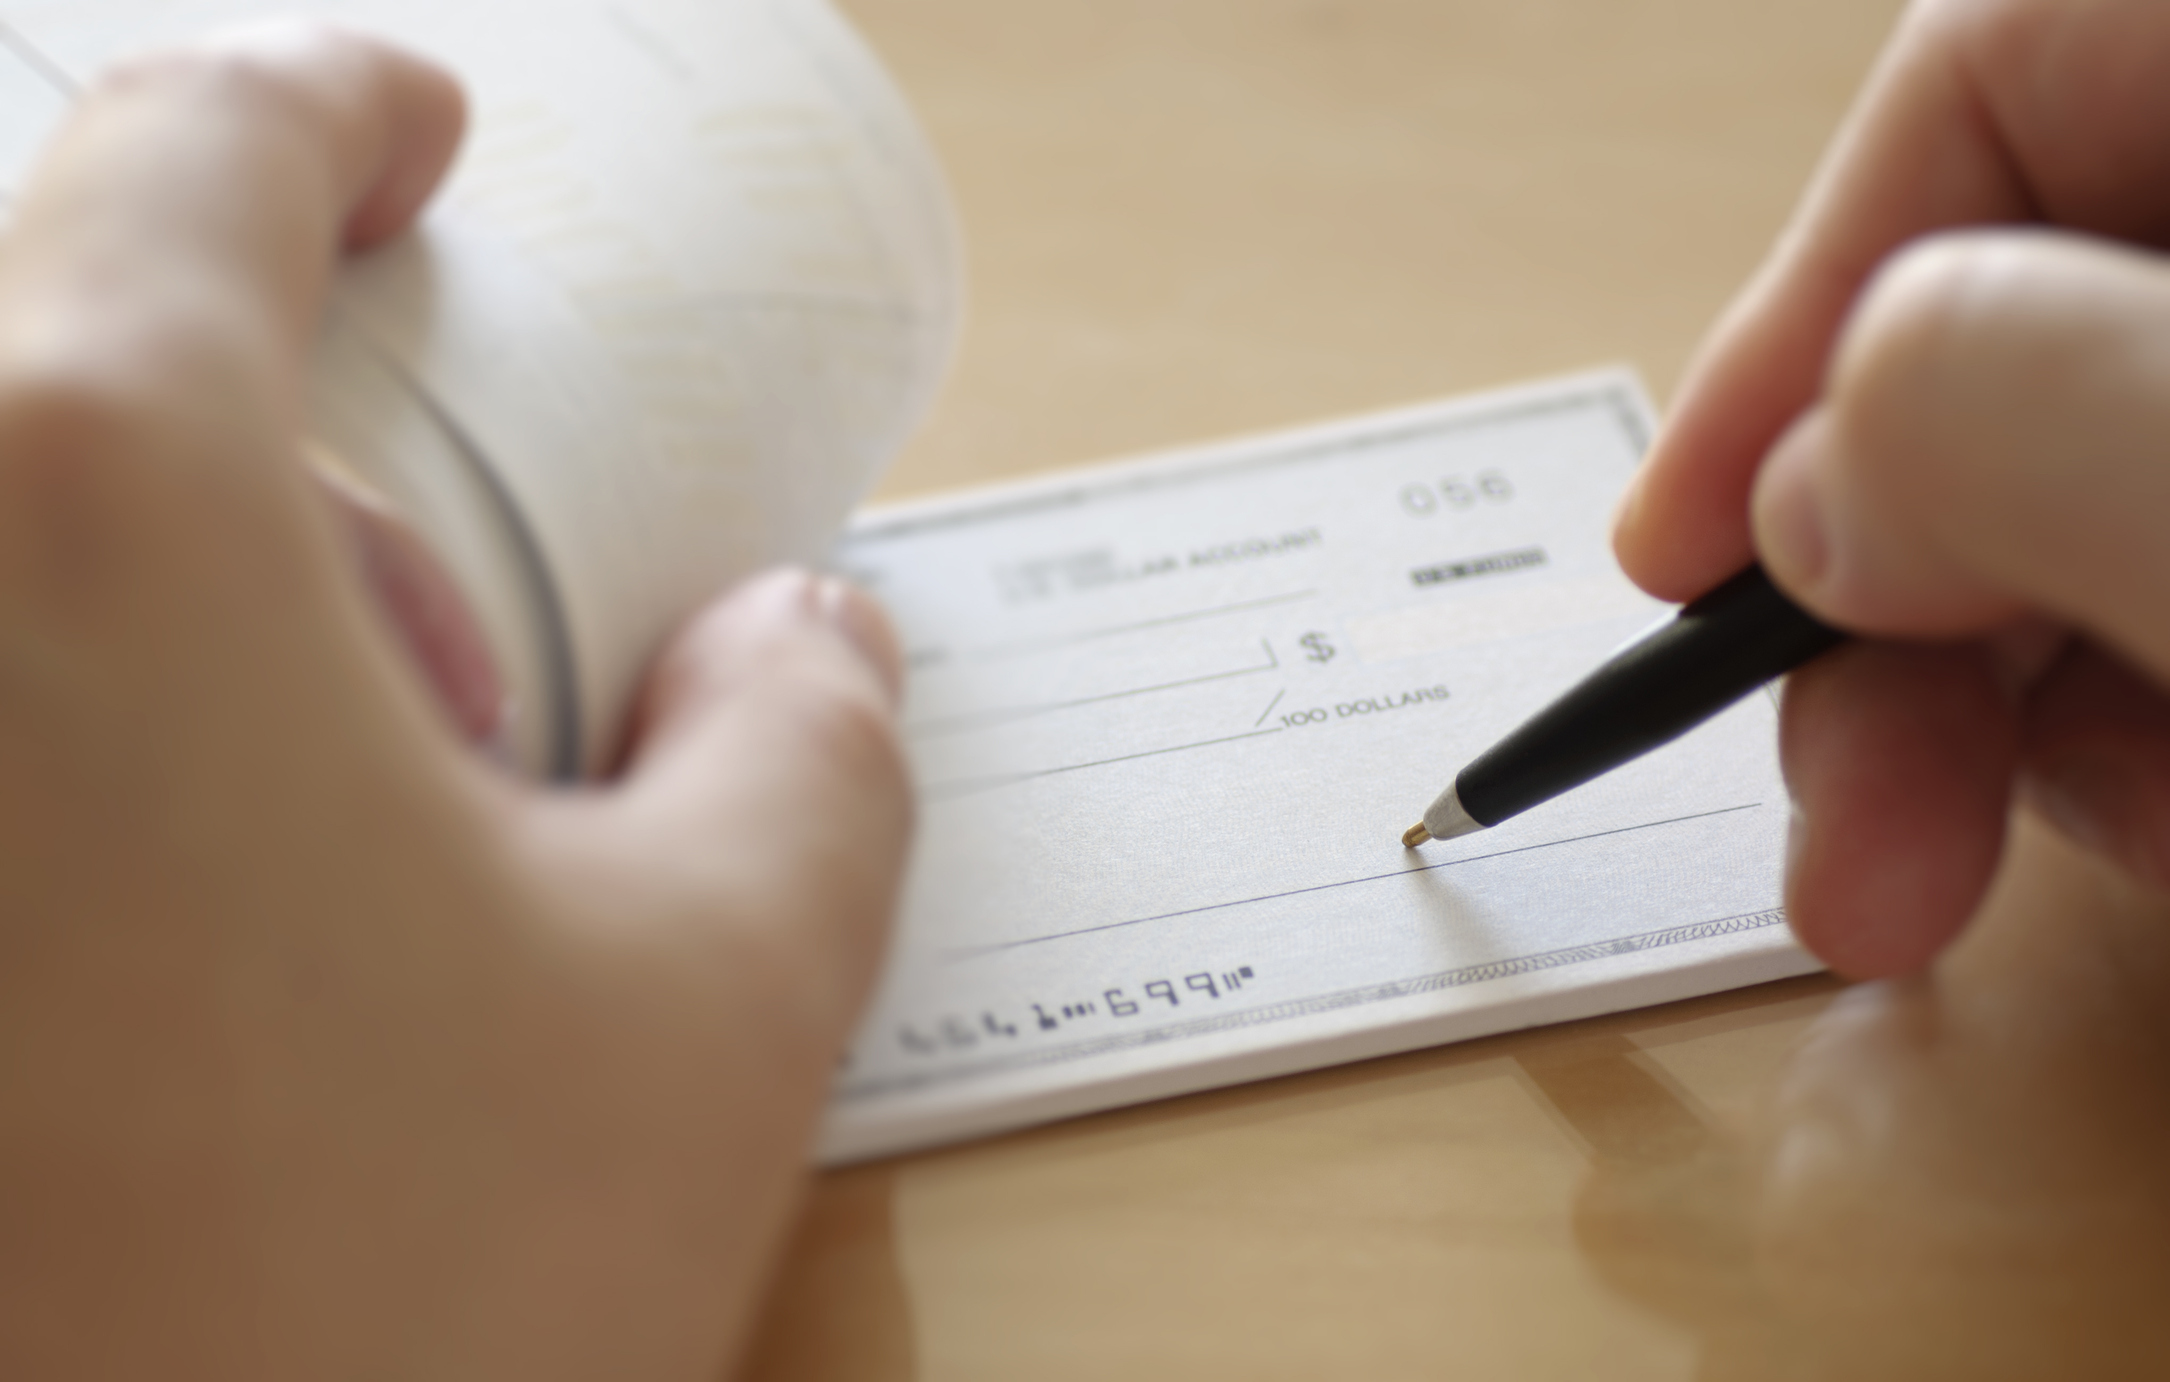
[1603,1,2170,981]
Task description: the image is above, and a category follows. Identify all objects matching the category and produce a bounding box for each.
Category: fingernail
[814,574,905,706]
[1752,412,1835,594]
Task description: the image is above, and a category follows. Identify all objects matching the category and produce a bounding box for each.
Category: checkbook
[825,369,1818,1162]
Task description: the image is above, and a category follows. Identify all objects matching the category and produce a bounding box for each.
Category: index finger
[0,24,470,757]
[1612,0,2170,603]
[0,22,464,463]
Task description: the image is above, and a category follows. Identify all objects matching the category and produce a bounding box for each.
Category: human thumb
[597,568,914,1030]
[1750,228,2170,683]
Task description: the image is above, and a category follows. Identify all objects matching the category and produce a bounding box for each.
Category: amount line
[944,803,1764,957]
[965,590,1317,661]
[921,727,1287,801]
[909,640,1278,738]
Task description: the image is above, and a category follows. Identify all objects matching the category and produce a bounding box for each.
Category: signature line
[944,803,1765,957]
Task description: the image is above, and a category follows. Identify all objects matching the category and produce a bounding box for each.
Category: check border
[835,905,1789,1104]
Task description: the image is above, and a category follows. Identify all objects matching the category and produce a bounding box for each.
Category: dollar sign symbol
[1299,632,1336,664]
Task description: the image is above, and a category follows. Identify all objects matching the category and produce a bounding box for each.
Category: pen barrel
[1456,566,1844,828]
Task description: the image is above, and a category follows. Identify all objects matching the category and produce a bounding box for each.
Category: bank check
[824,369,1815,1162]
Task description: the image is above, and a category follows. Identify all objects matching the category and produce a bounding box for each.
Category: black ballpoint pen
[1401,565,1848,847]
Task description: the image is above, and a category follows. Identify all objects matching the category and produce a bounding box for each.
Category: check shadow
[1516,850,2170,1382]
[1513,1030,1807,1382]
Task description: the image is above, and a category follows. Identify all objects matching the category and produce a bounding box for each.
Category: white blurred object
[0,0,962,774]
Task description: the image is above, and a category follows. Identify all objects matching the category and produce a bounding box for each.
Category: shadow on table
[1515,1031,1803,1379]
[1524,818,2170,1382]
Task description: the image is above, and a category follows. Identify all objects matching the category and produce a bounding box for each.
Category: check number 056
[1400,470,1513,516]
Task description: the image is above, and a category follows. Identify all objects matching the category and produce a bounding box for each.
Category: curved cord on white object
[0,0,965,777]
[0,17,79,97]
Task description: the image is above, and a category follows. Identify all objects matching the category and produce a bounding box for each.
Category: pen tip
[1401,822,1432,848]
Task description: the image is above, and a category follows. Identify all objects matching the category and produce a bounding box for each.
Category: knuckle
[0,362,168,611]
[92,46,273,111]
[89,22,363,126]
[1898,0,1979,36]
[0,356,299,622]
[1830,229,2143,522]
[0,362,154,514]
[1912,0,2063,86]
[1898,0,2030,61]
[1844,234,1989,387]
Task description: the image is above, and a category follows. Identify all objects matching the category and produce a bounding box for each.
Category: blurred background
[853,0,1904,500]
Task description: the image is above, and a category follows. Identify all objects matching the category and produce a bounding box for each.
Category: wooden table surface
[750,3,1909,1376]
